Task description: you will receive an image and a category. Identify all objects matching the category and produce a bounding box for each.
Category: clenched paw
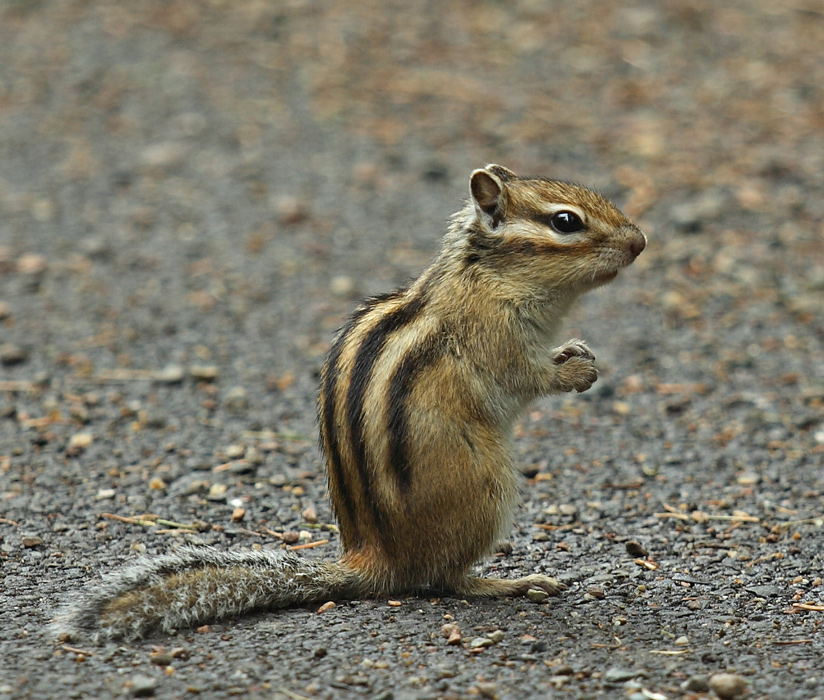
[552,338,594,365]
[551,339,597,393]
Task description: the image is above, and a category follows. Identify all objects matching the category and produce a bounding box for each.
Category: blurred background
[2,0,823,452]
[1,1,823,481]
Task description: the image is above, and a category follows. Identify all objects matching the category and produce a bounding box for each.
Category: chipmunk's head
[455,164,646,297]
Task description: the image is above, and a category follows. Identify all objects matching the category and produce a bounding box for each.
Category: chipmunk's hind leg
[440,573,565,599]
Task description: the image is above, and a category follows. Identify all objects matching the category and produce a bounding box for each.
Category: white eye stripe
[534,204,587,221]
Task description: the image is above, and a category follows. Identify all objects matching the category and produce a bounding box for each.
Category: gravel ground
[1,2,823,699]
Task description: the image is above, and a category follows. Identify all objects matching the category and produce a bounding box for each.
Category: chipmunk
[54,164,646,641]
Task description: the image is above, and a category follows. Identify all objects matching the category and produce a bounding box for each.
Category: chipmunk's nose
[627,228,647,259]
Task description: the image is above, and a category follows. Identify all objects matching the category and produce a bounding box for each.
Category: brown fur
[53,165,645,640]
[318,164,645,598]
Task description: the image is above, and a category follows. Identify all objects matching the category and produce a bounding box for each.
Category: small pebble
[184,480,210,495]
[281,531,299,545]
[440,623,460,639]
[224,386,248,412]
[475,682,498,699]
[207,483,228,501]
[245,447,264,465]
[144,412,167,429]
[148,652,173,666]
[612,401,631,416]
[156,364,184,384]
[526,588,549,602]
[223,462,251,476]
[66,432,93,456]
[231,507,245,522]
[709,673,748,699]
[189,365,219,381]
[317,601,335,614]
[224,444,245,459]
[16,253,48,275]
[96,488,116,500]
[625,540,648,557]
[275,195,308,224]
[440,624,462,645]
[682,675,710,692]
[301,505,317,523]
[487,630,505,643]
[148,477,167,491]
[141,142,186,168]
[130,674,157,697]
[79,235,111,259]
[70,432,93,447]
[21,536,43,548]
[744,585,780,598]
[329,275,355,297]
[604,668,642,684]
[469,637,493,649]
[0,343,28,366]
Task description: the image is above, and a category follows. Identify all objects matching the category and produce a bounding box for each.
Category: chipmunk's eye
[550,211,585,234]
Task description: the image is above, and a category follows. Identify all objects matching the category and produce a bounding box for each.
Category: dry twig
[287,539,329,551]
[101,512,199,530]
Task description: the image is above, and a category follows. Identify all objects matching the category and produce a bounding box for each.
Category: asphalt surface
[1,2,823,699]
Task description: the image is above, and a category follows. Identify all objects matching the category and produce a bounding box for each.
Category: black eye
[550,211,585,234]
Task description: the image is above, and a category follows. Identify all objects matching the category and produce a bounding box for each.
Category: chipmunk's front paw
[552,339,594,365]
[551,339,597,393]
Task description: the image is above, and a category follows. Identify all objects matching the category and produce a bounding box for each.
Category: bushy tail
[52,547,363,642]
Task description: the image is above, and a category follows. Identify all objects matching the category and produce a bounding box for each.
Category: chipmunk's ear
[470,164,514,228]
[484,164,517,182]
